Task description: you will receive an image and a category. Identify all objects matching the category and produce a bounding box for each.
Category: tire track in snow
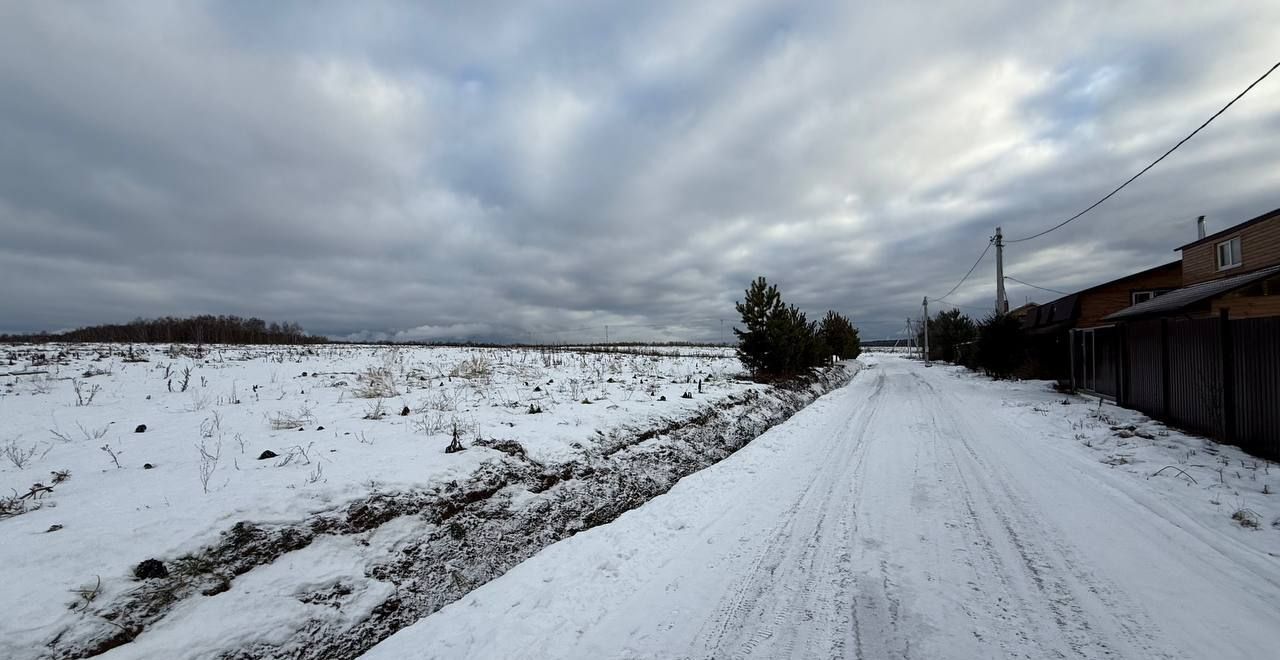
[907,376,1070,657]
[696,364,1175,660]
[695,372,886,659]
[921,374,1178,659]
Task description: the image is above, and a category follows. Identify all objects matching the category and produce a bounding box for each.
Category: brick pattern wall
[1183,217,1280,285]
[1077,263,1183,328]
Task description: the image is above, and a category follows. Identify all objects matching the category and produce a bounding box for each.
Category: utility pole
[604,325,609,344]
[995,226,1008,315]
[922,297,931,366]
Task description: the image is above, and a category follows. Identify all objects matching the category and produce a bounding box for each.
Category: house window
[1131,289,1171,305]
[1217,236,1242,270]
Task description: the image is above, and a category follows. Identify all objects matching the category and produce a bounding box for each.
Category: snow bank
[0,344,850,660]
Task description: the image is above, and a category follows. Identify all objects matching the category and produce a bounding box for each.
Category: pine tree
[975,313,1027,379]
[919,309,976,363]
[734,278,855,377]
[818,311,862,360]
[734,277,785,376]
[767,304,815,373]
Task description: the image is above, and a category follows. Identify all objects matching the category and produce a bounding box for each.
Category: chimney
[1197,215,1206,240]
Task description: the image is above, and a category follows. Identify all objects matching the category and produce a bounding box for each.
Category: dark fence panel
[1165,318,1222,437]
[1093,327,1119,398]
[1125,319,1164,414]
[1071,330,1086,391]
[1232,317,1280,459]
[1114,315,1279,461]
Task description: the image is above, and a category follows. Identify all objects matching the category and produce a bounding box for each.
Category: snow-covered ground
[366,354,1280,660]
[0,343,760,659]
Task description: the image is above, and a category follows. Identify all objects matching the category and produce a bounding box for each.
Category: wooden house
[1106,208,1280,323]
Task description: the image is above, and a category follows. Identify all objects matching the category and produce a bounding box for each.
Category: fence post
[1160,319,1171,419]
[1068,329,1076,391]
[1219,309,1236,444]
[1117,323,1128,406]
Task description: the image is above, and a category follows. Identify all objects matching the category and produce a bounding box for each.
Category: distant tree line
[734,276,861,379]
[0,315,326,345]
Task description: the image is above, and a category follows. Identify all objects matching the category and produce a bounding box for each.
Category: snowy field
[366,355,1280,660]
[862,345,917,355]
[0,343,762,659]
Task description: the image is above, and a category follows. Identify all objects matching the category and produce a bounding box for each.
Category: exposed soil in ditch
[50,366,852,659]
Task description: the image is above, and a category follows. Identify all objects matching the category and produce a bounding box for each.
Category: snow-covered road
[364,356,1280,660]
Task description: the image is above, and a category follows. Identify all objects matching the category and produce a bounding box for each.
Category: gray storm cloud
[1,1,1278,342]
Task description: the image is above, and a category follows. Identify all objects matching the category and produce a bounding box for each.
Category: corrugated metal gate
[1165,319,1223,437]
[1105,314,1280,461]
[1230,317,1280,458]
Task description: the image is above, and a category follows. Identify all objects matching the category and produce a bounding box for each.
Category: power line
[1003,275,1067,295]
[1007,59,1280,244]
[934,238,994,301]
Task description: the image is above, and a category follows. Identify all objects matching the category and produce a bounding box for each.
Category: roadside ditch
[51,364,856,659]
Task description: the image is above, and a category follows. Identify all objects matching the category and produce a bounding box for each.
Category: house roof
[1021,260,1179,330]
[1070,260,1181,296]
[1176,206,1280,251]
[1103,264,1280,321]
[1023,294,1078,332]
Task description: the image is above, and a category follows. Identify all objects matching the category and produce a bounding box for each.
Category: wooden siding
[1076,263,1182,328]
[1183,216,1280,285]
[1210,274,1280,319]
[1212,294,1280,319]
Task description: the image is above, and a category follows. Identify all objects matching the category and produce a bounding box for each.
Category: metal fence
[1070,326,1120,399]
[1076,313,1280,461]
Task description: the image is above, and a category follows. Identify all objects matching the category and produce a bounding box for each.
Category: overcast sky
[2,2,1279,342]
